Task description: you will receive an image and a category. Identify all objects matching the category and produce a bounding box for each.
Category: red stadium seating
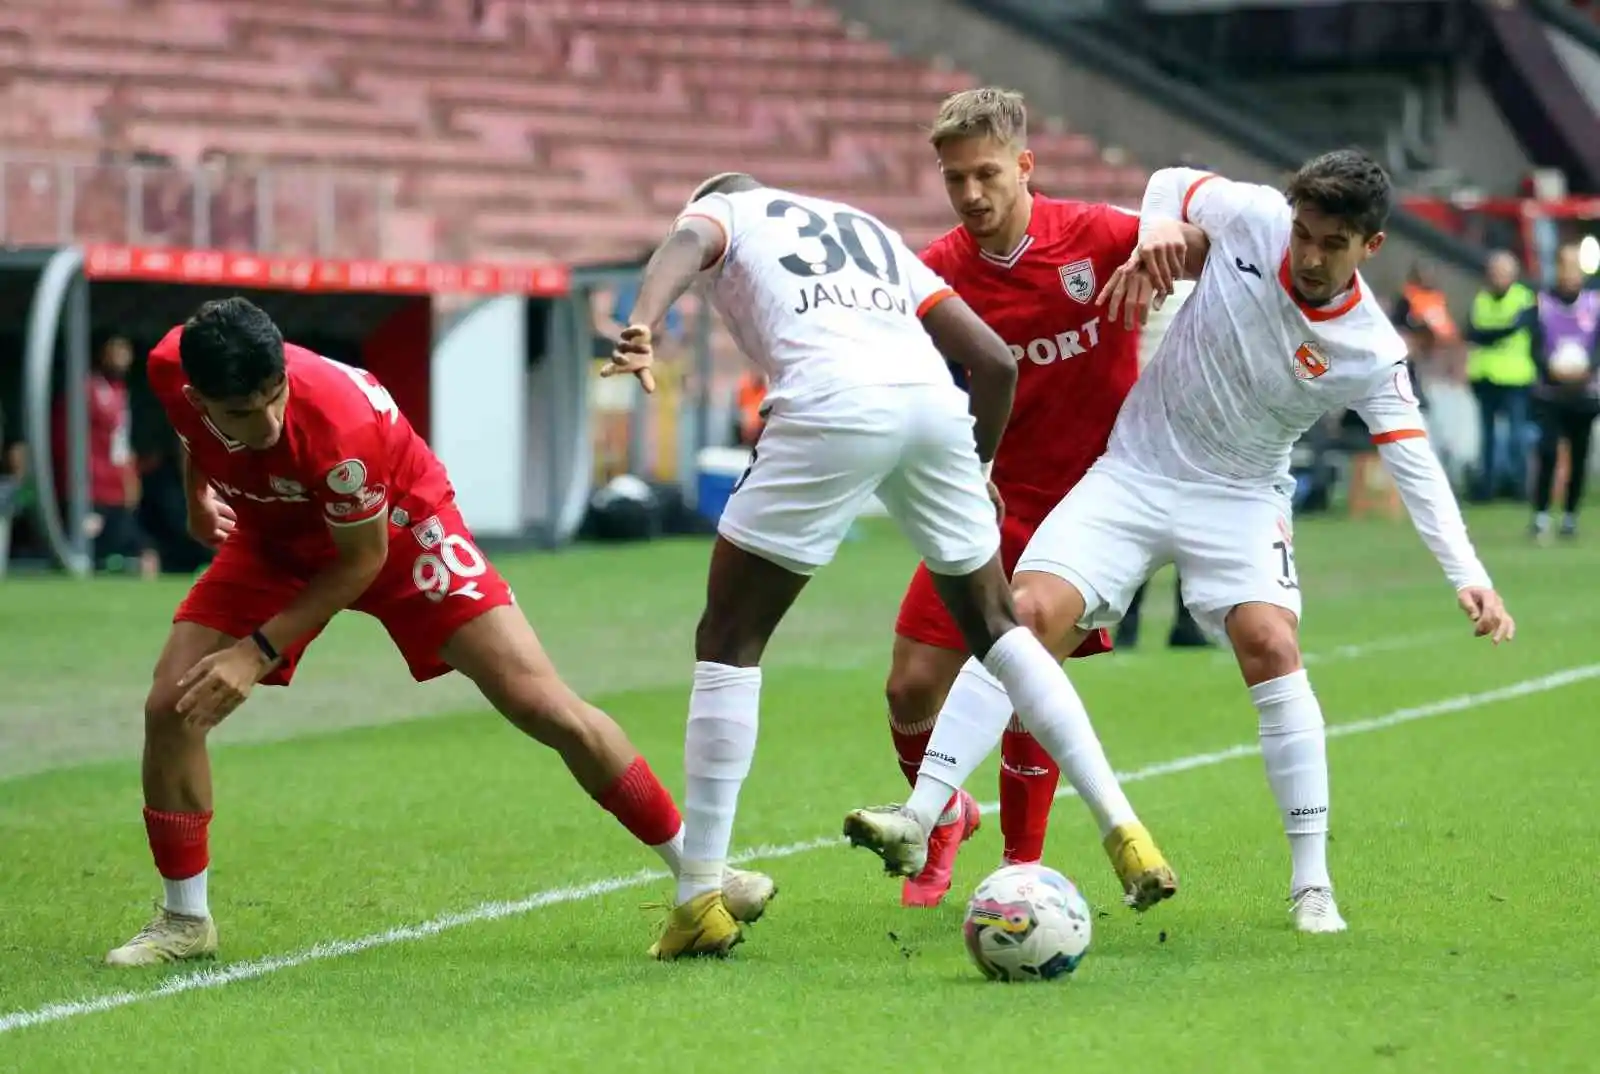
[0,0,1148,263]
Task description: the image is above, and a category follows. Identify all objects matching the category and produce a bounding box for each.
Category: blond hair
[929,87,1028,150]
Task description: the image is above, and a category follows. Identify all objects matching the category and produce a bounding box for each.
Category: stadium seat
[0,0,1147,263]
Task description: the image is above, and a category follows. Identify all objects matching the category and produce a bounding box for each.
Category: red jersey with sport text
[147,327,454,568]
[921,195,1141,521]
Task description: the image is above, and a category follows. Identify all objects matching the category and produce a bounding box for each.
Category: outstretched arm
[604,210,729,394]
[1353,367,1515,643]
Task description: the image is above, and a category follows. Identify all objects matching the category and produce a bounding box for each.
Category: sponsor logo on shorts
[412,515,445,550]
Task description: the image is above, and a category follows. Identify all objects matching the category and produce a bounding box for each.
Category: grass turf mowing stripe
[4,662,1595,1037]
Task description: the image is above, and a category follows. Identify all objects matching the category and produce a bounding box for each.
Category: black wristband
[250,629,280,663]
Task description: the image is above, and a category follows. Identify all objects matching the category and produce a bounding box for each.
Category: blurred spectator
[56,337,159,577]
[1528,243,1600,539]
[733,371,768,448]
[1391,260,1461,394]
[1466,250,1538,501]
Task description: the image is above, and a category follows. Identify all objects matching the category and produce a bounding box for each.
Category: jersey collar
[1279,253,1362,322]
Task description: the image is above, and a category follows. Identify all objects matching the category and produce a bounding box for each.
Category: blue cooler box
[695,447,754,523]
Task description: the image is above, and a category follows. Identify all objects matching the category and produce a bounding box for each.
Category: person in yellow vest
[1467,250,1539,502]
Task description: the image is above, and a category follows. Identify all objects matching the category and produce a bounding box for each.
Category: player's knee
[1226,605,1302,684]
[884,661,945,726]
[1012,574,1082,649]
[143,684,198,742]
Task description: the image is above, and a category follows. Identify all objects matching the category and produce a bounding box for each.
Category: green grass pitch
[2,507,1597,1072]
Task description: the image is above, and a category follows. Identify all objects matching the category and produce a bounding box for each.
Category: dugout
[2,244,583,576]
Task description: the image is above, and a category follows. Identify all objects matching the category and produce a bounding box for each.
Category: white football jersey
[1108,175,1421,488]
[679,188,957,405]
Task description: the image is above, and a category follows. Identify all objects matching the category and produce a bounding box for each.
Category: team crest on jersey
[1058,259,1096,305]
[268,476,305,496]
[1292,341,1332,381]
[412,515,445,550]
[327,459,368,494]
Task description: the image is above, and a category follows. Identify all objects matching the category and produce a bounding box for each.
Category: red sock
[143,807,212,880]
[889,723,933,788]
[596,757,683,847]
[999,726,1059,863]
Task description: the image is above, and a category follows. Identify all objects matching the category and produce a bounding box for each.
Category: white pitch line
[3,663,1597,1037]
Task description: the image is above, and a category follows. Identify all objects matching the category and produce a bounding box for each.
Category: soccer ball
[962,863,1092,982]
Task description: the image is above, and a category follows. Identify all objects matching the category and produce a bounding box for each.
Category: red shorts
[894,510,1113,659]
[175,504,515,686]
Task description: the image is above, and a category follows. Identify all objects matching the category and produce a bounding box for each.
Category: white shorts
[717,383,1000,576]
[1015,458,1302,640]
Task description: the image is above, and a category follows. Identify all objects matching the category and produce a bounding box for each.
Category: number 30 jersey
[679,188,959,406]
[147,327,456,568]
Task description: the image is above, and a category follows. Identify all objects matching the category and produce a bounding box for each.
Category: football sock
[982,627,1136,838]
[144,807,212,919]
[905,660,1012,833]
[1250,670,1332,894]
[888,712,936,788]
[679,661,761,905]
[999,721,1061,863]
[595,756,684,876]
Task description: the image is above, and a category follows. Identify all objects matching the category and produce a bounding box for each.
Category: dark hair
[688,171,762,203]
[179,297,286,400]
[1285,149,1392,238]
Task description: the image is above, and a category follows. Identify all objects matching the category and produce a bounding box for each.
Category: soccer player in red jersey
[885,88,1176,907]
[104,297,774,966]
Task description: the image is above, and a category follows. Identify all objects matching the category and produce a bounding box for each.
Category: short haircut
[179,297,286,401]
[929,87,1028,150]
[1285,149,1393,238]
[687,171,762,205]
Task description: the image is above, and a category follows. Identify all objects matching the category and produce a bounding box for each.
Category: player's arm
[1353,367,1514,644]
[604,201,731,393]
[252,513,389,663]
[922,295,1017,464]
[179,443,236,548]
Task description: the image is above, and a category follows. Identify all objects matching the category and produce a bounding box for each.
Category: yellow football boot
[1103,822,1179,911]
[649,890,743,960]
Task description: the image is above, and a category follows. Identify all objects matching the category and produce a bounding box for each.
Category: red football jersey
[147,327,454,567]
[922,195,1141,522]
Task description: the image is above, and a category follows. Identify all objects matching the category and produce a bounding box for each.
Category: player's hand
[1096,259,1166,331]
[186,487,236,549]
[1134,218,1190,296]
[601,324,658,394]
[175,640,274,728]
[1457,586,1515,645]
[986,480,1005,524]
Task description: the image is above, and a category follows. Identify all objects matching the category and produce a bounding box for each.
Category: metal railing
[0,155,395,257]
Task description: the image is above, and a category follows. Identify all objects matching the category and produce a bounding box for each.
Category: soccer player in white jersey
[603,172,1155,959]
[843,150,1515,934]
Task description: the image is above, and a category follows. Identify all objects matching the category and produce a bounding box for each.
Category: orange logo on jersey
[1292,341,1331,381]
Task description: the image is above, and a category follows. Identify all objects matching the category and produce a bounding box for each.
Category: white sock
[679,661,761,904]
[652,826,685,878]
[163,868,209,919]
[983,627,1136,837]
[905,660,1013,833]
[1251,670,1331,894]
